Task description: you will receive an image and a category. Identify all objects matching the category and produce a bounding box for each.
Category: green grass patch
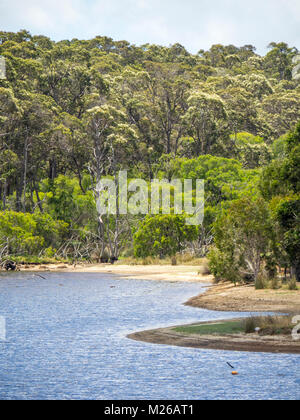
[174,320,244,335]
[174,316,295,337]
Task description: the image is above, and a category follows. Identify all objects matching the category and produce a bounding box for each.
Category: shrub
[243,317,259,334]
[171,257,177,266]
[270,277,280,290]
[288,277,298,290]
[134,214,198,259]
[0,210,67,257]
[208,246,240,284]
[198,263,211,276]
[255,275,268,290]
[243,316,293,335]
[208,196,275,285]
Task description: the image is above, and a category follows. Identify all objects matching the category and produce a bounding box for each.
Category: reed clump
[243,316,294,336]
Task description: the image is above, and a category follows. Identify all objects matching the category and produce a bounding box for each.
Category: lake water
[0,272,299,400]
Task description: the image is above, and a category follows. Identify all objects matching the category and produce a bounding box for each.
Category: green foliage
[275,197,300,271]
[208,196,275,284]
[264,42,297,80]
[0,210,67,256]
[134,215,198,258]
[208,246,241,284]
[174,154,258,205]
[260,122,300,281]
[43,175,96,226]
[283,122,300,193]
[231,132,271,169]
[0,30,299,266]
[271,135,288,159]
[260,160,289,200]
[183,91,228,155]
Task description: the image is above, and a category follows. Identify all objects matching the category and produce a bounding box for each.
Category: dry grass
[254,275,299,291]
[118,253,207,266]
[243,316,294,336]
[198,263,211,276]
[255,275,269,290]
[288,277,298,290]
[270,277,280,290]
[117,256,168,265]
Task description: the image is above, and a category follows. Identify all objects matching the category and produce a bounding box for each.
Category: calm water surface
[0,272,299,400]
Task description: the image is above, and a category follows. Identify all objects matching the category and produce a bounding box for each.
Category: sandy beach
[18,263,213,283]
[15,263,300,354]
[185,281,300,314]
[18,263,300,314]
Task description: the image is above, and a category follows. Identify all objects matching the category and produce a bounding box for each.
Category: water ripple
[0,272,299,400]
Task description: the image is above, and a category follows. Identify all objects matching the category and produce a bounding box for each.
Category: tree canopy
[0,31,299,280]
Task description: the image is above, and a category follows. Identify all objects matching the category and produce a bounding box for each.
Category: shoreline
[127,320,300,354]
[7,263,300,354]
[185,281,300,315]
[14,263,212,283]
[16,263,299,314]
[126,274,300,354]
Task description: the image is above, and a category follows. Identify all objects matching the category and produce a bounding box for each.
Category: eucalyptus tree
[39,56,93,117]
[0,150,18,209]
[236,74,273,100]
[83,104,137,259]
[209,196,275,284]
[49,113,88,193]
[219,86,258,138]
[292,55,300,80]
[144,62,192,156]
[111,68,162,178]
[183,91,228,155]
[0,87,22,209]
[260,91,300,139]
[260,123,300,281]
[264,42,298,80]
[15,92,59,211]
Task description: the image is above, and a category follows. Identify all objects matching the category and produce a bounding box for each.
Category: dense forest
[0,30,299,284]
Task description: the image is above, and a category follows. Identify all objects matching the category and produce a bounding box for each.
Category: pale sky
[0,0,299,54]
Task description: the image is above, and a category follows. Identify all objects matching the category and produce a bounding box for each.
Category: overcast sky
[0,0,299,54]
